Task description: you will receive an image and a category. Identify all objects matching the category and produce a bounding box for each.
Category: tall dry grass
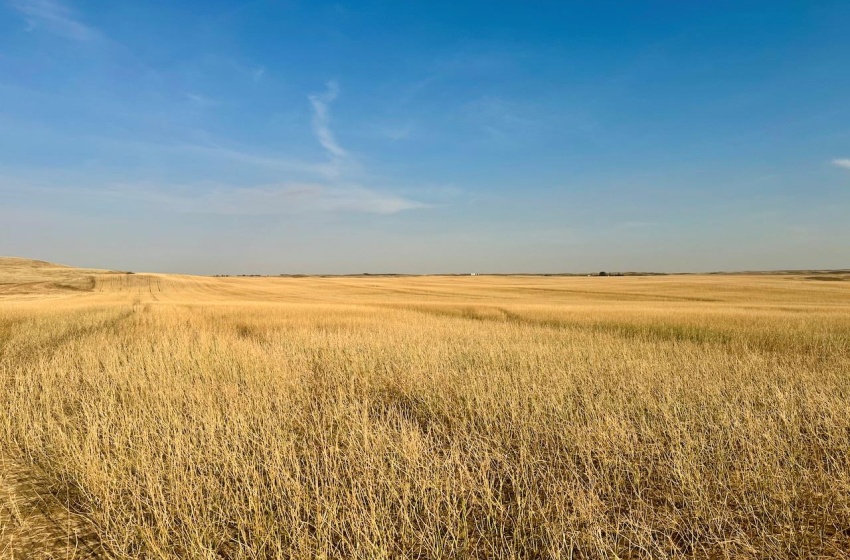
[1,265,849,558]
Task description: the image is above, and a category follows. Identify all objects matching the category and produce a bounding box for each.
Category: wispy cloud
[226,57,266,82]
[1,79,429,216]
[470,97,539,128]
[466,96,544,145]
[174,143,341,179]
[308,81,349,159]
[185,93,218,107]
[831,158,850,170]
[372,121,414,141]
[3,179,425,216]
[250,66,266,81]
[9,0,98,41]
[165,183,426,215]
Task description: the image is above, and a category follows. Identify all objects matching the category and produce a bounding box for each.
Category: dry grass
[1,260,849,558]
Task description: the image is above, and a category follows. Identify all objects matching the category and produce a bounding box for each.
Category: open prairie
[1,258,849,559]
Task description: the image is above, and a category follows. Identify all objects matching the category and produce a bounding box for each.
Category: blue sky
[1,1,849,274]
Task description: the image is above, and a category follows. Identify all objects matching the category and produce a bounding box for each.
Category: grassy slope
[1,259,849,558]
[0,257,114,297]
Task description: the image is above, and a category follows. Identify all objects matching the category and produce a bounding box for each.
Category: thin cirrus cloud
[175,143,341,179]
[116,83,426,216]
[308,81,349,160]
[250,66,265,81]
[36,180,423,216]
[4,0,423,218]
[832,158,850,170]
[159,183,424,215]
[173,81,427,215]
[9,0,99,41]
[177,81,427,215]
[185,93,218,107]
[0,81,426,216]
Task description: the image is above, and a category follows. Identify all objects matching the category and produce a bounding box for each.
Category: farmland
[1,258,849,559]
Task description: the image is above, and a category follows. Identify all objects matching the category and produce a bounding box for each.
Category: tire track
[1,455,110,559]
[1,308,132,558]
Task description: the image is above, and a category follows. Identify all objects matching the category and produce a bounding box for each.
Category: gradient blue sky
[2,1,849,274]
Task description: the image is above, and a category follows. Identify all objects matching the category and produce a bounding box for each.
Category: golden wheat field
[1,257,849,559]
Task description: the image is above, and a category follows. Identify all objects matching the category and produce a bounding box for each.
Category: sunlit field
[2,258,849,559]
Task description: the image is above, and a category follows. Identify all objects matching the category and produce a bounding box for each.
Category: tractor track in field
[1,454,110,559]
[1,305,129,557]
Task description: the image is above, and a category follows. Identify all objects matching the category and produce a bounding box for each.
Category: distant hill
[0,256,115,296]
[0,256,73,269]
